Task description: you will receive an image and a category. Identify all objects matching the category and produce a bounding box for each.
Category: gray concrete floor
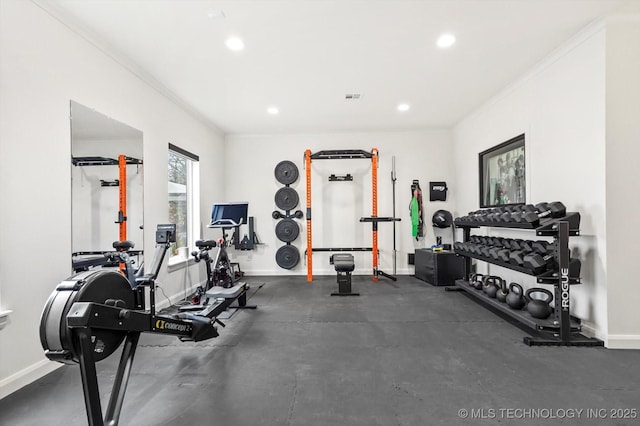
[1,275,640,426]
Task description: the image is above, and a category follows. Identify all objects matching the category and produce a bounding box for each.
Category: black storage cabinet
[414,249,464,286]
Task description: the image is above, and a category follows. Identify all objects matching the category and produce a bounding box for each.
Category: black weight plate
[275,219,300,242]
[275,187,299,211]
[274,160,299,185]
[275,245,300,269]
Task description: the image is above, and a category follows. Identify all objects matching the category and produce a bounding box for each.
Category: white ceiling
[42,0,629,134]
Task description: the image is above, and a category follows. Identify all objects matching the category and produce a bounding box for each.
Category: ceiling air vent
[345,93,362,100]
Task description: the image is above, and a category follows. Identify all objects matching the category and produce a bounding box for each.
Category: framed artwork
[479,134,525,208]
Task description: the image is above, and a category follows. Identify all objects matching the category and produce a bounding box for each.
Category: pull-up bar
[305,148,396,282]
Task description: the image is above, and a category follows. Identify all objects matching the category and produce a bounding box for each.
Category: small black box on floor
[414,249,464,286]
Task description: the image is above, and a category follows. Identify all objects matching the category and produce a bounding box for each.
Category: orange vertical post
[118,154,127,241]
[118,154,127,274]
[305,149,313,281]
[371,148,379,281]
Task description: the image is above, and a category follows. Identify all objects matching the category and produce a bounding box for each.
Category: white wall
[605,18,640,348]
[0,0,224,398]
[224,131,455,276]
[453,26,608,339]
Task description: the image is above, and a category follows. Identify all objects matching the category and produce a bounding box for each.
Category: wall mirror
[70,101,144,270]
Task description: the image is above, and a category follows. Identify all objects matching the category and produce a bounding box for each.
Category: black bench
[330,253,359,296]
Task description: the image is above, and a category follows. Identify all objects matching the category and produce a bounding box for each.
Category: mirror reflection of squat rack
[70,100,144,273]
[273,161,302,269]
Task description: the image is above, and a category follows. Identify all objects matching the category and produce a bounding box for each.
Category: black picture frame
[479,134,525,208]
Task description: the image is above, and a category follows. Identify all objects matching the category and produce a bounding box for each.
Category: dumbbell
[485,212,498,222]
[509,240,534,266]
[499,210,512,222]
[523,252,555,274]
[489,237,501,246]
[530,240,553,254]
[523,248,571,275]
[507,204,534,223]
[497,237,508,246]
[473,245,484,256]
[480,246,493,257]
[472,212,485,223]
[520,201,567,225]
[509,239,524,250]
[498,205,521,222]
[497,247,511,263]
[488,246,503,260]
[462,242,475,253]
[490,208,507,222]
[500,238,513,248]
[471,243,484,255]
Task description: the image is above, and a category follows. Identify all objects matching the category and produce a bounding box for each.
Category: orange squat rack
[118,154,127,241]
[304,148,399,282]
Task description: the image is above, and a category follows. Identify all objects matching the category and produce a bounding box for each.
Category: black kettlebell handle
[509,282,523,295]
[484,275,501,286]
[470,273,484,283]
[525,287,553,304]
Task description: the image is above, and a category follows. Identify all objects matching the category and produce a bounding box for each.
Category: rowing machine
[39,224,250,426]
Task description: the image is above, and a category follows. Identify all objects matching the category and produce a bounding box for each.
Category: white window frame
[168,144,200,266]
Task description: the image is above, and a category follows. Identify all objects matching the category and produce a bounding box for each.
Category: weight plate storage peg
[275,219,300,243]
[275,245,300,269]
[274,160,299,185]
[275,187,299,211]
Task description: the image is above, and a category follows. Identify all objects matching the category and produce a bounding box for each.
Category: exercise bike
[183,238,256,319]
[39,224,252,426]
[191,238,235,291]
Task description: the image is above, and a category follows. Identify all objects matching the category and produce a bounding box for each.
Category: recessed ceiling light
[397,104,410,112]
[225,36,244,51]
[267,106,279,115]
[436,33,456,48]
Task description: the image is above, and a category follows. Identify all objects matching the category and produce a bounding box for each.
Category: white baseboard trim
[578,321,606,341]
[606,335,640,349]
[0,359,62,400]
[235,269,416,276]
[0,284,203,400]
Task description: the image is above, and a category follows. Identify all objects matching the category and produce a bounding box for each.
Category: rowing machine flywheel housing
[40,270,135,364]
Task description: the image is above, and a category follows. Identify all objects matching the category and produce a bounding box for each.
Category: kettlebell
[525,287,553,319]
[483,276,500,298]
[470,273,484,290]
[506,283,526,310]
[495,278,509,303]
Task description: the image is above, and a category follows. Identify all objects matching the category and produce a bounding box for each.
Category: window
[168,144,200,262]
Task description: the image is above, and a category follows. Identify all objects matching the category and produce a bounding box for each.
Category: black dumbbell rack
[451,213,603,347]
